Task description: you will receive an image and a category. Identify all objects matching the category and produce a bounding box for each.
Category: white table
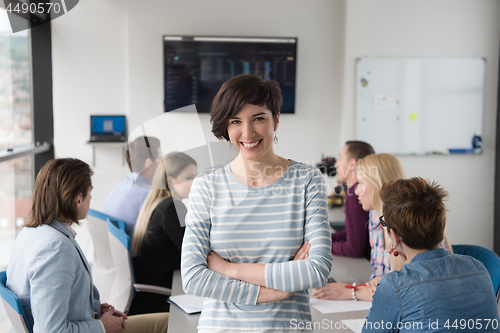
[167,255,372,332]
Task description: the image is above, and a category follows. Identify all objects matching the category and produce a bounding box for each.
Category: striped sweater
[181,160,332,331]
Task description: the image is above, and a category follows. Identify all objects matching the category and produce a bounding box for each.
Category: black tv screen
[164,36,297,113]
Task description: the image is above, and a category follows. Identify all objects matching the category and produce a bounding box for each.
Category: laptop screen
[90,115,126,135]
[90,115,126,141]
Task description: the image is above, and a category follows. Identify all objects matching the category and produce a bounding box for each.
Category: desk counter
[167,255,372,332]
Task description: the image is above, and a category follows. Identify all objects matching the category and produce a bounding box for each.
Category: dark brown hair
[210,74,283,141]
[380,177,448,250]
[126,136,161,172]
[27,158,93,227]
[345,141,375,161]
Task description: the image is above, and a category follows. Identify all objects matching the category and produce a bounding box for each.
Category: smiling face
[227,103,279,163]
[355,175,375,212]
[168,164,198,200]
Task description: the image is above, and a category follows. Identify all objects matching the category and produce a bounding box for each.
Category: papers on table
[168,294,205,314]
[341,319,366,333]
[309,298,372,314]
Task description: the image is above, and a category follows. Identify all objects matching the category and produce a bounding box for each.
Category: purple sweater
[331,183,370,259]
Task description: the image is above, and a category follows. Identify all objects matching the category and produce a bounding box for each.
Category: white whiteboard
[356,58,485,155]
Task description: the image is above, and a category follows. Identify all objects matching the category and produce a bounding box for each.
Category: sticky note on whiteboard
[409,113,418,121]
[373,94,397,110]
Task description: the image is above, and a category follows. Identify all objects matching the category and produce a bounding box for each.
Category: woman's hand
[311,282,351,300]
[293,241,310,260]
[207,251,231,275]
[207,250,266,285]
[257,287,294,304]
[365,276,382,293]
[207,240,310,288]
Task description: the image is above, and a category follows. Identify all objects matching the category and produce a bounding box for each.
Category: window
[0,7,53,271]
[0,156,33,270]
[0,20,32,151]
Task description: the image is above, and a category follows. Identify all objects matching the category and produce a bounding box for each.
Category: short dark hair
[345,141,375,161]
[210,74,283,141]
[126,136,162,172]
[27,158,93,227]
[380,177,448,250]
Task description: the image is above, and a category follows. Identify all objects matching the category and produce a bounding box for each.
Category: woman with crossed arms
[181,74,332,332]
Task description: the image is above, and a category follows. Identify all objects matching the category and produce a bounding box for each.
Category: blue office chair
[106,218,171,314]
[86,209,127,302]
[452,244,500,301]
[0,271,32,333]
[87,209,127,232]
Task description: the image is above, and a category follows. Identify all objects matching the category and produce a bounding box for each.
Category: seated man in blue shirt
[104,136,162,238]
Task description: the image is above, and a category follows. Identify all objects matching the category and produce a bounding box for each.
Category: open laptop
[89,115,127,142]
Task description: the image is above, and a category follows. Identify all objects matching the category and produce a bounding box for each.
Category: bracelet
[345,282,366,301]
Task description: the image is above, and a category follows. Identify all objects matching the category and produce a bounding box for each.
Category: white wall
[124,0,345,175]
[51,0,500,248]
[51,0,346,210]
[51,0,130,209]
[341,0,500,248]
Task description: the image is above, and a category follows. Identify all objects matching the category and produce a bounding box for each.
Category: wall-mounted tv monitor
[163,35,297,113]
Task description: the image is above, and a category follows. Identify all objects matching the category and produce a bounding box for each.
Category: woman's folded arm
[181,177,261,305]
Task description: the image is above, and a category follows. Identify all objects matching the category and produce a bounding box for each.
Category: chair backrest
[0,271,32,333]
[86,209,127,303]
[106,218,135,314]
[452,244,500,297]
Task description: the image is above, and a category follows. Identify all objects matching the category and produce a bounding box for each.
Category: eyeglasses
[379,215,404,242]
[379,215,387,227]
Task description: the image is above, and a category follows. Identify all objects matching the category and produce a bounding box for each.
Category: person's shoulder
[289,161,325,192]
[110,173,134,190]
[198,163,228,176]
[154,197,176,213]
[392,251,489,287]
[17,225,75,256]
[41,225,74,245]
[192,163,229,187]
[372,273,398,299]
[105,173,144,201]
[20,224,62,239]
[448,253,490,273]
[288,160,322,178]
[289,160,315,170]
[379,272,397,286]
[159,198,187,223]
[148,197,177,222]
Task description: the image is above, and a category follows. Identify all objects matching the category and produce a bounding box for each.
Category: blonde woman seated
[129,152,197,315]
[312,153,406,301]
